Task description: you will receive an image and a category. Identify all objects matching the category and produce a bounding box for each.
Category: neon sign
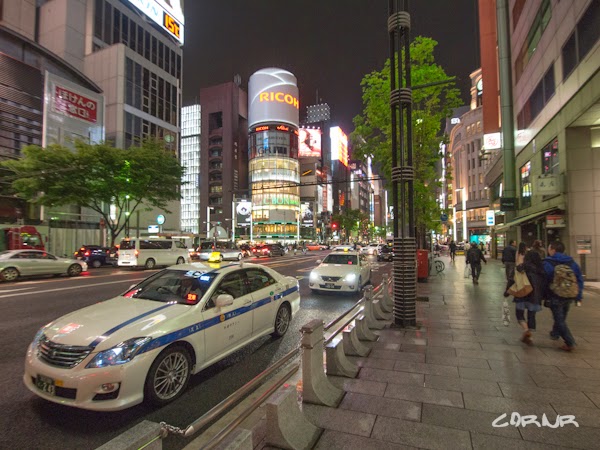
[259,92,299,109]
[127,0,185,44]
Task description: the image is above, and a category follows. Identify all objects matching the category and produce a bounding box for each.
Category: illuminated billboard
[301,202,314,227]
[43,72,104,146]
[236,200,252,228]
[330,126,348,167]
[127,0,185,44]
[299,128,322,158]
[248,68,299,128]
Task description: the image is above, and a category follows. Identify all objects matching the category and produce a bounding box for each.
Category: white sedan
[23,262,300,411]
[309,251,371,293]
[0,249,87,282]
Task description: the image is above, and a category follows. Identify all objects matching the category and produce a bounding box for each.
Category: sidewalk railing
[97,274,394,450]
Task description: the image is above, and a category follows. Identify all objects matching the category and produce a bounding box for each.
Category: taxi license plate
[324,283,335,289]
[35,375,56,396]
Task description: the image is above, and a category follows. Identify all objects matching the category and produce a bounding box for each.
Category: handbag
[508,270,533,298]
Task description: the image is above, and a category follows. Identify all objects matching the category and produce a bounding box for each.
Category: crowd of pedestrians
[501,240,584,351]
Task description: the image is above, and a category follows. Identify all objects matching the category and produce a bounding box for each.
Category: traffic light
[332,223,338,230]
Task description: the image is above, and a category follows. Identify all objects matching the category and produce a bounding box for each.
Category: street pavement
[302,255,600,450]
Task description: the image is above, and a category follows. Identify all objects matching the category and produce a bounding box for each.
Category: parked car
[306,242,328,251]
[377,245,394,262]
[117,238,189,269]
[23,262,300,411]
[0,249,87,282]
[73,245,112,268]
[252,244,286,258]
[195,242,244,262]
[309,250,371,293]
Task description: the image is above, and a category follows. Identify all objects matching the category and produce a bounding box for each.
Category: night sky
[182,0,479,133]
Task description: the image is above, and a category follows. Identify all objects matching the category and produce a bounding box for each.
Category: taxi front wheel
[144,345,192,407]
[272,304,291,338]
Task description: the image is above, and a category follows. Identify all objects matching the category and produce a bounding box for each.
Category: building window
[515,0,552,81]
[517,64,555,129]
[562,1,600,79]
[542,138,559,174]
[520,161,532,208]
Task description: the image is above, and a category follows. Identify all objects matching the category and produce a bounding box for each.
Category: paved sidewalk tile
[392,360,460,377]
[371,415,472,449]
[519,423,600,449]
[369,350,425,362]
[371,342,401,351]
[425,354,491,369]
[487,359,566,376]
[421,403,521,438]
[328,376,387,397]
[530,375,600,394]
[303,404,376,437]
[358,367,424,386]
[384,383,464,407]
[470,432,574,450]
[455,348,522,361]
[585,392,600,408]
[462,392,556,416]
[427,338,484,350]
[458,366,536,385]
[347,356,396,371]
[314,429,418,450]
[516,353,595,369]
[498,382,597,408]
[339,392,421,422]
[424,374,502,397]
[551,405,600,428]
[557,366,600,381]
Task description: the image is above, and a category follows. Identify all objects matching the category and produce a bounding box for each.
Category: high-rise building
[198,81,248,240]
[180,104,201,233]
[482,0,600,276]
[247,68,300,243]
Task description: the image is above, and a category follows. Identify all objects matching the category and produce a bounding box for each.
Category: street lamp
[455,188,467,243]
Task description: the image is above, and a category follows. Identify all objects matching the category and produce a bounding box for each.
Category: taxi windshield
[123,269,218,305]
[323,254,358,265]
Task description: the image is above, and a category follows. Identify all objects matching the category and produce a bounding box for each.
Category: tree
[351,36,462,247]
[332,209,369,242]
[1,140,184,245]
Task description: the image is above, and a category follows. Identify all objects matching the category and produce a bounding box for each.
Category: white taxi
[309,250,371,293]
[23,262,300,411]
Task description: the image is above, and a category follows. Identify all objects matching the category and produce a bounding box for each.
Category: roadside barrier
[96,274,393,450]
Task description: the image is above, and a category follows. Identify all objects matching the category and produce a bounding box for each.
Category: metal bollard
[301,320,344,406]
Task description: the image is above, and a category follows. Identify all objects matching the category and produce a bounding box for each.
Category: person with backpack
[502,240,517,282]
[513,251,545,345]
[543,241,584,351]
[466,242,487,284]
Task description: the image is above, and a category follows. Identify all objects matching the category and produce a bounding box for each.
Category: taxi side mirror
[316,260,322,264]
[215,294,234,308]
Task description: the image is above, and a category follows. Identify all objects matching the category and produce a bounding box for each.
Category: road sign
[157,214,165,225]
[148,225,159,233]
[486,210,495,226]
[440,213,448,223]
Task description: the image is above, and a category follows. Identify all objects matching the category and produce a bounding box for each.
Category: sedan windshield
[123,269,218,304]
[323,254,358,265]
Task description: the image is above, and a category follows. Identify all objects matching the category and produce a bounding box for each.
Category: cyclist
[449,240,457,262]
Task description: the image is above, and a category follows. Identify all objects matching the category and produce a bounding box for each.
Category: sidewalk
[304,256,600,450]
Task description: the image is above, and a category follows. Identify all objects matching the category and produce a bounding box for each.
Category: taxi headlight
[345,273,357,283]
[86,337,152,368]
[309,272,319,281]
[32,326,48,346]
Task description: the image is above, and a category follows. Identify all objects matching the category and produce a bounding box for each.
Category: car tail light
[84,251,90,256]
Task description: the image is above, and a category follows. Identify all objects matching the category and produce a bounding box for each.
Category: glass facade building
[180,105,201,233]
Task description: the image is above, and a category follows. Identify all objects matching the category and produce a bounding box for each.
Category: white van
[117,238,190,269]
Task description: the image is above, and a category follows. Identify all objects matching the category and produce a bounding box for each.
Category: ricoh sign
[248,68,299,128]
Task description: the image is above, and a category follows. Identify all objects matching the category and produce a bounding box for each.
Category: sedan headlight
[344,273,357,283]
[309,272,319,282]
[32,326,48,346]
[86,337,151,368]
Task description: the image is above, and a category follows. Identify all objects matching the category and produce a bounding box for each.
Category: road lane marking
[0,277,147,299]
[0,287,35,294]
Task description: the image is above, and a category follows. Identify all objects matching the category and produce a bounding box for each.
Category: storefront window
[520,161,532,208]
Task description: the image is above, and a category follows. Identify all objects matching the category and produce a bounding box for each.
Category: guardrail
[98,273,394,450]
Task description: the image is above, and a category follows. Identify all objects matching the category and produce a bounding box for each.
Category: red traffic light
[332,223,338,229]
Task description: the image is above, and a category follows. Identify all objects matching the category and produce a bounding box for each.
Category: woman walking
[514,250,545,345]
[516,242,527,266]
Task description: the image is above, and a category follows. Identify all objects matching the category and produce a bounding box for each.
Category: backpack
[549,262,579,298]
[467,248,480,265]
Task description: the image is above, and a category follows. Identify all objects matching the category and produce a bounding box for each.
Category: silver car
[196,242,244,262]
[0,250,88,282]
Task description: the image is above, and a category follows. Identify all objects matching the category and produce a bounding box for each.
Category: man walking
[449,240,457,262]
[502,240,517,282]
[543,241,584,351]
[466,242,487,284]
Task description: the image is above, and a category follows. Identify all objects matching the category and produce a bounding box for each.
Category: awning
[495,206,562,232]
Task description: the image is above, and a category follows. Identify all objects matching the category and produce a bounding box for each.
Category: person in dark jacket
[531,240,546,259]
[513,251,544,345]
[449,240,457,262]
[543,241,584,351]
[502,240,517,282]
[466,242,486,284]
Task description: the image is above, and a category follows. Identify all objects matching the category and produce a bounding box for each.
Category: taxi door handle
[243,300,252,305]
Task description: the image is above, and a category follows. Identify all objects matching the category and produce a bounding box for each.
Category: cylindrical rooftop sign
[248,68,299,128]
